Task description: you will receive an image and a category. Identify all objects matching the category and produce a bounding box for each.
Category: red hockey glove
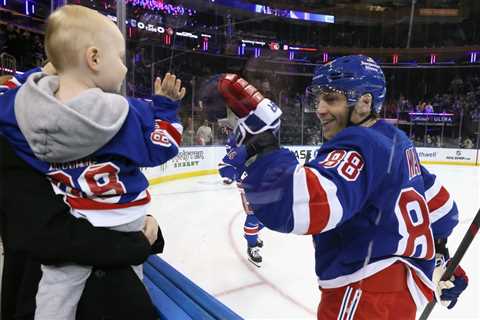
[217,74,265,118]
[217,74,282,149]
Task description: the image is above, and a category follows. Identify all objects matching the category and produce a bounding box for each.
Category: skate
[256,239,263,248]
[247,246,262,268]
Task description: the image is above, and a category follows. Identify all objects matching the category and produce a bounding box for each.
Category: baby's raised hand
[155,73,186,101]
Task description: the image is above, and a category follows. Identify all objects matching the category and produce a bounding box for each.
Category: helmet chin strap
[348,110,374,127]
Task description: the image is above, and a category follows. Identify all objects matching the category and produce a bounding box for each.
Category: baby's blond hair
[45,5,115,72]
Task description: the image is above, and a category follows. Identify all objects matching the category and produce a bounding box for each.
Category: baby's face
[94,24,127,93]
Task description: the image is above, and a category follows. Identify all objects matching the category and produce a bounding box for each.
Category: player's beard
[319,112,349,140]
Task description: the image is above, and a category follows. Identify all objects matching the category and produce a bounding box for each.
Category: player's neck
[360,117,378,128]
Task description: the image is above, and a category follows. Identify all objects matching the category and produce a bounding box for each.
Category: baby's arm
[104,73,186,167]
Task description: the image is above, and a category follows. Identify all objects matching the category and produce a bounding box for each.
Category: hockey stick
[419,208,480,320]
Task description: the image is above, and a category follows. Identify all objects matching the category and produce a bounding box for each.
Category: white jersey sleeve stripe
[429,196,454,223]
[425,177,442,202]
[291,165,343,235]
[292,165,311,234]
[310,168,343,232]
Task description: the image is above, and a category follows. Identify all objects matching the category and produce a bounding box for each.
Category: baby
[0,5,185,319]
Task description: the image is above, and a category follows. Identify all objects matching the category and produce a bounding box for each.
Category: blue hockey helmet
[305,55,386,113]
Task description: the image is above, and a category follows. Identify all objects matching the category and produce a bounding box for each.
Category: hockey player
[219,132,264,267]
[217,56,467,319]
[0,5,184,320]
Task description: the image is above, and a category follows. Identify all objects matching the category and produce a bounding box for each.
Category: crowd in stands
[384,74,480,148]
[0,24,45,70]
[1,27,479,149]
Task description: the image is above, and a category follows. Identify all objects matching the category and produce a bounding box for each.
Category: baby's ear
[85,46,100,71]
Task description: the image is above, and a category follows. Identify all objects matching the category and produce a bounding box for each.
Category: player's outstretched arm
[217,74,282,168]
[218,76,388,236]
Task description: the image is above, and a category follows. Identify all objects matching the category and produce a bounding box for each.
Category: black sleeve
[0,137,151,268]
[76,268,157,320]
[150,226,165,254]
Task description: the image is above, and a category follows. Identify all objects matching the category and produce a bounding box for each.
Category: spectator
[33,34,45,66]
[424,101,434,113]
[463,138,474,149]
[183,116,195,146]
[196,119,213,145]
[5,25,20,59]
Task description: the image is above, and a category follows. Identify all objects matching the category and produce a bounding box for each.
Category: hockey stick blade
[419,208,480,320]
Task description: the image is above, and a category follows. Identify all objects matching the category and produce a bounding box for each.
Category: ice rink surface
[149,164,479,320]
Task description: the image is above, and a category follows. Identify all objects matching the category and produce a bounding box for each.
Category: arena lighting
[107,15,166,34]
[323,52,328,63]
[288,46,318,52]
[288,51,294,61]
[470,52,478,63]
[241,39,266,46]
[212,0,334,24]
[125,0,196,16]
[25,0,28,15]
[254,47,261,58]
[163,33,172,45]
[176,31,198,39]
[392,54,399,64]
[237,45,245,56]
[202,37,208,51]
[269,42,280,50]
[430,53,437,64]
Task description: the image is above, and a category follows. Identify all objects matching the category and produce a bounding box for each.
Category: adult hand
[143,215,159,245]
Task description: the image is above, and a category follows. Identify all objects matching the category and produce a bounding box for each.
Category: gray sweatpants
[34,216,145,320]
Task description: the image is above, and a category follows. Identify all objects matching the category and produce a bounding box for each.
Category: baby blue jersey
[0,81,181,227]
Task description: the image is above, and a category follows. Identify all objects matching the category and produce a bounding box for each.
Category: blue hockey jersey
[372,120,459,239]
[0,72,181,227]
[0,68,41,95]
[218,134,243,183]
[241,125,453,307]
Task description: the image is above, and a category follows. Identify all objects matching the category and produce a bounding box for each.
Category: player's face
[315,91,349,140]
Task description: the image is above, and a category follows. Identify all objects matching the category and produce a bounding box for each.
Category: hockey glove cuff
[433,254,469,309]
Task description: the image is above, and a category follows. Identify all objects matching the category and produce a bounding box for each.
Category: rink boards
[143,146,480,185]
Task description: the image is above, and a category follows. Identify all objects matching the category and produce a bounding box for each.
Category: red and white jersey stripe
[425,177,454,223]
[291,165,343,235]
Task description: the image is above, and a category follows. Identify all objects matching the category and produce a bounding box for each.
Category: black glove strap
[245,131,280,159]
[435,238,450,259]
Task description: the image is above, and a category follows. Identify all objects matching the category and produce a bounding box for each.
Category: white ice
[149,164,480,320]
